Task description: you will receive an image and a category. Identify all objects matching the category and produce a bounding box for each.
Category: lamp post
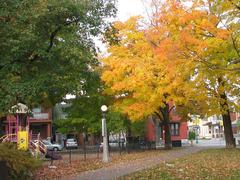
[101,105,110,163]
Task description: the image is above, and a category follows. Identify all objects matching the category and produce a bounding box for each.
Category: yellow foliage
[101,0,240,120]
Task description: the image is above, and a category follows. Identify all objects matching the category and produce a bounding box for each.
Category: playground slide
[30,140,62,160]
[30,140,47,154]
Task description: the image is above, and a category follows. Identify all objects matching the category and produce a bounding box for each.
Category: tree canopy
[0,0,116,112]
[101,0,240,148]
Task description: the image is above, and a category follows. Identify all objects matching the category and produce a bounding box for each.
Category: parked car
[109,138,126,147]
[100,138,126,150]
[42,140,63,151]
[66,138,78,149]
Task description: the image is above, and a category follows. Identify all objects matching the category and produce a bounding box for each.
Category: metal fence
[45,142,157,165]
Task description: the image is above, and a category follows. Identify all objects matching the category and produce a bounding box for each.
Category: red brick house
[29,107,52,139]
[145,104,188,147]
[230,112,240,134]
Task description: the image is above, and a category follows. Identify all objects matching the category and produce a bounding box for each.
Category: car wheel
[53,147,58,151]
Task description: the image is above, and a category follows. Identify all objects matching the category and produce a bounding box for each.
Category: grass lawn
[122,148,240,180]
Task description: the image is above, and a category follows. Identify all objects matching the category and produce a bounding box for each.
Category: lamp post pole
[101,105,110,163]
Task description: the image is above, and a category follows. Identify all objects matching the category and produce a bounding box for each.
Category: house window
[170,123,180,136]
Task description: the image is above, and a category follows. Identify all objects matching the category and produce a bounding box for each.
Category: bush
[0,142,42,180]
[188,131,196,140]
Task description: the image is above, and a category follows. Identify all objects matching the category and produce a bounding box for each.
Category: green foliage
[65,93,108,135]
[130,120,146,137]
[188,131,196,140]
[107,109,129,134]
[55,117,88,134]
[55,98,131,136]
[0,143,42,180]
[0,0,116,112]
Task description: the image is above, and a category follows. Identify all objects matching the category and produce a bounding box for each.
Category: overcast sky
[94,0,150,55]
[116,0,148,21]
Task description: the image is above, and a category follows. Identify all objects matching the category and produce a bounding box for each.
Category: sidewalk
[194,138,226,147]
[62,147,206,180]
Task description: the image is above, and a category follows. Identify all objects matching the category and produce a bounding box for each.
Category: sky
[116,0,148,21]
[94,0,149,54]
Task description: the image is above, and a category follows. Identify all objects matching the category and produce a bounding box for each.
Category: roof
[10,103,29,114]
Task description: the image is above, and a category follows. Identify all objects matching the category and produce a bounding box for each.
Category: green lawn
[122,148,240,180]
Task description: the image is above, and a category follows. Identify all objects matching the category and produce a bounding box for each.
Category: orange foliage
[101,0,239,120]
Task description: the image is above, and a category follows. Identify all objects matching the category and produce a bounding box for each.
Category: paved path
[62,147,207,180]
[194,138,226,147]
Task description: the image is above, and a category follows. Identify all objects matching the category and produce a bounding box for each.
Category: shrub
[0,142,42,180]
[188,131,196,140]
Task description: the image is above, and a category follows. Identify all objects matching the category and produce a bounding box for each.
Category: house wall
[188,112,240,139]
[145,118,156,142]
[230,112,237,121]
[171,122,188,141]
[29,123,51,139]
[169,102,188,140]
[145,111,188,143]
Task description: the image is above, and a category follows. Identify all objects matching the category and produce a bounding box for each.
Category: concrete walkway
[62,147,207,180]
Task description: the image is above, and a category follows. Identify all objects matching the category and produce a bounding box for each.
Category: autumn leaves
[101,1,239,147]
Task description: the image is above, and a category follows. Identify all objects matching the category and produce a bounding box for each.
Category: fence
[44,141,157,165]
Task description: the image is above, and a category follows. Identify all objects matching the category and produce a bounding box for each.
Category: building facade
[145,104,188,147]
[188,113,240,139]
[1,106,52,140]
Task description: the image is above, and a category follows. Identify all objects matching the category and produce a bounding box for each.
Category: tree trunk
[220,94,235,148]
[159,104,172,149]
[218,78,236,148]
[222,111,235,148]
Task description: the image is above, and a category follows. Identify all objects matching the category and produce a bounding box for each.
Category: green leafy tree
[55,93,131,138]
[0,0,116,112]
[107,109,129,135]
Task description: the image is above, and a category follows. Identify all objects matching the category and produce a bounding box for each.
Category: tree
[0,0,116,112]
[55,86,131,143]
[147,0,240,148]
[101,16,194,149]
[102,0,240,149]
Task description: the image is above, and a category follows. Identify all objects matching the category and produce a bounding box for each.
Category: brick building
[145,104,188,147]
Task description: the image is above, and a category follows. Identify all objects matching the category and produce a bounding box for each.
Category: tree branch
[0,17,82,70]
[168,105,175,113]
[155,111,163,121]
[46,17,80,53]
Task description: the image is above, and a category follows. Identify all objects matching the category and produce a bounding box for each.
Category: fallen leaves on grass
[35,159,103,180]
[35,149,171,180]
[123,149,240,180]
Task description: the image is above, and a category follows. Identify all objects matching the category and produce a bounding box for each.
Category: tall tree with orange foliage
[101,16,195,149]
[102,0,240,148]
[148,0,240,148]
